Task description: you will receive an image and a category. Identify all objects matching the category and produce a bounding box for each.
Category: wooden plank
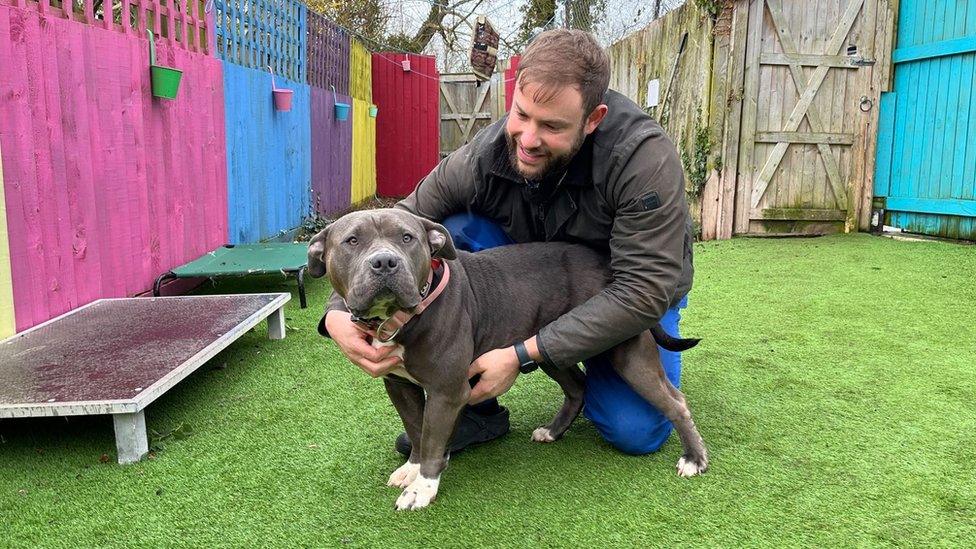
[754,208,848,220]
[760,52,859,67]
[755,131,855,144]
[717,0,750,239]
[0,5,38,329]
[886,197,976,217]
[440,73,479,83]
[441,113,493,121]
[861,0,896,229]
[850,0,880,230]
[892,36,976,64]
[37,12,75,320]
[735,0,765,233]
[701,1,733,240]
[873,92,896,198]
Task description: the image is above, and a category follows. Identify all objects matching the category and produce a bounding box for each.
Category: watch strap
[514,341,538,374]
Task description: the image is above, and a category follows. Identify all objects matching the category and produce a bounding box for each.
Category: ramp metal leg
[268,306,286,340]
[297,267,307,309]
[113,411,149,464]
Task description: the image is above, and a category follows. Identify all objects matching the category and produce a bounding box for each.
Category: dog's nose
[369,252,400,275]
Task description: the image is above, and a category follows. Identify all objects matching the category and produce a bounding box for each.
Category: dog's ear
[306,225,331,278]
[420,218,458,260]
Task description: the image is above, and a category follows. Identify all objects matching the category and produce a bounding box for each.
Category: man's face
[504,81,607,181]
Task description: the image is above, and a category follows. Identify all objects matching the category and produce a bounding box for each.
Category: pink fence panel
[371,53,440,198]
[0,4,228,331]
[0,0,214,53]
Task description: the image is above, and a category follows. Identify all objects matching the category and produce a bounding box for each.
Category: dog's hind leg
[610,334,709,477]
[384,376,425,488]
[532,363,586,443]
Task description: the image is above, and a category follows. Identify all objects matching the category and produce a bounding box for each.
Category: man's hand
[325,311,403,378]
[467,346,520,404]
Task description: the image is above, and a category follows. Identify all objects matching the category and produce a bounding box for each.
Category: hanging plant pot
[273,89,294,111]
[269,66,293,112]
[147,29,182,100]
[368,104,378,118]
[331,85,350,122]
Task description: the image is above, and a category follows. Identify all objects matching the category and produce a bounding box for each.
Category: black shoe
[394,406,510,457]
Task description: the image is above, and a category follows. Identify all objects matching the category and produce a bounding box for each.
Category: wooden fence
[0,0,422,334]
[214,0,305,81]
[609,0,896,239]
[0,0,228,331]
[371,53,440,197]
[350,39,376,204]
[214,0,311,243]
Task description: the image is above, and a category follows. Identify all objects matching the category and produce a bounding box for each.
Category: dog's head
[307,209,457,319]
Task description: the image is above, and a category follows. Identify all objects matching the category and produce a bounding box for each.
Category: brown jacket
[328,89,693,369]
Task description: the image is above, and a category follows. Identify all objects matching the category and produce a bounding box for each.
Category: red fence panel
[371,53,439,198]
[504,55,520,111]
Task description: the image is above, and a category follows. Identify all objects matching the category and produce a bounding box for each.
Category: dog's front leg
[383,376,425,488]
[394,384,468,511]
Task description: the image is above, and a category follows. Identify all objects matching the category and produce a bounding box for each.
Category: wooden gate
[439,73,503,158]
[735,0,880,234]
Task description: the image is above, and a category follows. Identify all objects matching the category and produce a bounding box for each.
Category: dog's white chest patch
[374,339,419,384]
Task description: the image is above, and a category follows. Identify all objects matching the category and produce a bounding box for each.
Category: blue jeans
[442,213,686,455]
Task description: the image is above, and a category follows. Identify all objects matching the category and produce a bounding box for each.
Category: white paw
[531,427,556,443]
[676,455,707,477]
[387,461,420,488]
[395,474,440,511]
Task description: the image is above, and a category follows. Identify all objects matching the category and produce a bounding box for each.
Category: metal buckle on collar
[375,317,401,343]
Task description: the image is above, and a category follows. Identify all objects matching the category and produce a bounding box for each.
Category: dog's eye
[402,234,413,243]
[345,236,358,246]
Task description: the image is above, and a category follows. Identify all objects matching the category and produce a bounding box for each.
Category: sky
[383,0,688,71]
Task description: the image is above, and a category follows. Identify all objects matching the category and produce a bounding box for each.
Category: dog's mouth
[346,286,421,320]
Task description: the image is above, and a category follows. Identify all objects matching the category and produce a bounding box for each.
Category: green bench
[153,243,310,308]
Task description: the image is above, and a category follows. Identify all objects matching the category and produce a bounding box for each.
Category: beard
[506,127,586,183]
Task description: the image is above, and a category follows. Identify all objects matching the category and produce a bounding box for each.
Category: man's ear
[306,225,331,278]
[420,218,458,260]
[584,103,608,135]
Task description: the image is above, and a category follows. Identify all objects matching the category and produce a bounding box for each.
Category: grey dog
[308,209,708,510]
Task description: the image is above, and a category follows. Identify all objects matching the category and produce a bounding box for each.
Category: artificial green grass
[1,233,974,547]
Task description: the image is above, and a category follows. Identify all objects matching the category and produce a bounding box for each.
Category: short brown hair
[516,29,611,117]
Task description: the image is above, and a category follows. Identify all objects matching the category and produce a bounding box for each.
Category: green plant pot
[151,65,183,100]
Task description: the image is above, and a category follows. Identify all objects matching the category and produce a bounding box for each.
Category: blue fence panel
[214,0,307,83]
[875,0,976,240]
[223,62,312,243]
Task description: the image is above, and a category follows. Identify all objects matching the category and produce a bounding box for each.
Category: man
[320,29,694,456]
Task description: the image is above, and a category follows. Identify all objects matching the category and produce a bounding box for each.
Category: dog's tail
[650,324,701,352]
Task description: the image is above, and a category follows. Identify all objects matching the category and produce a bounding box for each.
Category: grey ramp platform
[0,293,290,464]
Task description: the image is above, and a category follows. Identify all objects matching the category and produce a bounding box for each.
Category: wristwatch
[514,341,539,374]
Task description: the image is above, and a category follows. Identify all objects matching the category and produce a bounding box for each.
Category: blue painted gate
[874,1,976,240]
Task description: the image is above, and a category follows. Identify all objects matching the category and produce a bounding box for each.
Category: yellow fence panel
[350,99,377,204]
[0,142,16,338]
[349,38,373,102]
